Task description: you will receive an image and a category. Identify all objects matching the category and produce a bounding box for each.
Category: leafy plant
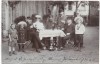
[8,1,20,9]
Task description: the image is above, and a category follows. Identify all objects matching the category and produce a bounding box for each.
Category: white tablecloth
[39,29,66,40]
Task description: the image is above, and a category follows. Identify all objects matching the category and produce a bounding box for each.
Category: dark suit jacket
[64,23,75,35]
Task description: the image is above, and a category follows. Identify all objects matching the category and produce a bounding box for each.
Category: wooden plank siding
[11,1,47,23]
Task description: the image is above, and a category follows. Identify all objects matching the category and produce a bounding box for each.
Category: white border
[0,0,99,64]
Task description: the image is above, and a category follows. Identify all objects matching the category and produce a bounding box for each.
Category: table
[39,29,66,40]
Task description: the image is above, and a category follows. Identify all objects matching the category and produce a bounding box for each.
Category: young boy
[64,18,75,45]
[8,24,18,56]
[75,18,85,51]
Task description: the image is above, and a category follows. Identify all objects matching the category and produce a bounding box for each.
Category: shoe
[22,50,25,52]
[13,51,17,55]
[74,48,81,52]
[57,48,61,51]
[43,47,46,50]
[18,49,21,52]
[36,49,41,53]
[9,52,12,56]
[60,47,63,50]
[74,47,78,51]
[81,46,85,48]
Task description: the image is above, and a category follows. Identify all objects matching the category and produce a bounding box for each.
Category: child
[75,18,85,51]
[17,21,27,52]
[8,24,18,56]
[64,18,75,44]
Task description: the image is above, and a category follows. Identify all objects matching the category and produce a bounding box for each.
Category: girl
[8,24,18,56]
[17,20,27,52]
[75,18,85,51]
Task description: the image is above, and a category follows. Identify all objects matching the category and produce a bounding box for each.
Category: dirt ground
[2,26,99,64]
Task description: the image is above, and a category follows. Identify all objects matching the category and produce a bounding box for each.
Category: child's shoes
[12,51,17,55]
[9,52,12,56]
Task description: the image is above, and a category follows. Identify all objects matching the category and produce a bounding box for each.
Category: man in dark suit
[30,25,42,53]
[30,15,44,53]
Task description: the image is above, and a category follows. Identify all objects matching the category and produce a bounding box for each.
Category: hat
[35,15,42,19]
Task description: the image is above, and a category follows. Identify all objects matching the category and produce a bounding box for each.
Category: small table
[39,29,66,40]
[39,29,66,50]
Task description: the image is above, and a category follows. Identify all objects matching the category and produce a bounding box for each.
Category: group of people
[8,12,85,56]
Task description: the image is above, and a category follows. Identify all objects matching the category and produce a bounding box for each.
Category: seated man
[30,15,44,53]
[30,25,42,53]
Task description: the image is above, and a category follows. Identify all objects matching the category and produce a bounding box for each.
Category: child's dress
[8,28,17,47]
[17,28,26,44]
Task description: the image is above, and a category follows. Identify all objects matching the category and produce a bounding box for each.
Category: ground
[2,26,99,64]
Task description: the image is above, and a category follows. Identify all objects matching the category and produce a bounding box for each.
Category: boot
[12,51,17,55]
[22,45,25,52]
[36,49,40,53]
[9,52,12,56]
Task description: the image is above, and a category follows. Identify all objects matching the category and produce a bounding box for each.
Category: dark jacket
[64,23,75,35]
[30,27,42,49]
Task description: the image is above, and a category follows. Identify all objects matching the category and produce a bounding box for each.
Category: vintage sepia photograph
[2,0,99,64]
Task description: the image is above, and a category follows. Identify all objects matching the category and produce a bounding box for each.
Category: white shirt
[75,24,85,34]
[33,21,45,31]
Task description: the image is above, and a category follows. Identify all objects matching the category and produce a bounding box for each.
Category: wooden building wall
[2,1,48,37]
[10,1,47,23]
